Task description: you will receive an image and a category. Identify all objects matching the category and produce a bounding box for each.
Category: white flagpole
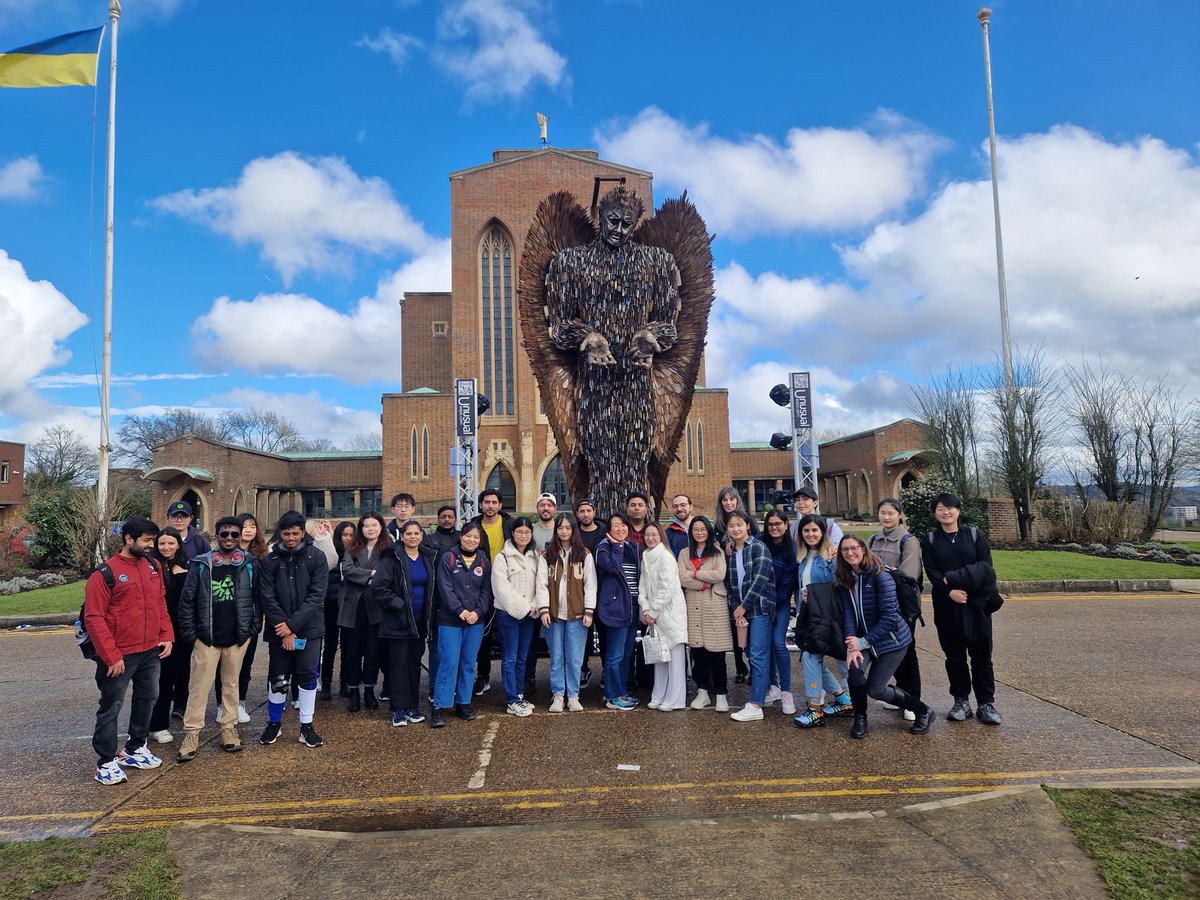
[97,0,120,543]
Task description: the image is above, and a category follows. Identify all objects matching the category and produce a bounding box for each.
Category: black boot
[849,682,869,739]
[363,687,379,710]
[318,681,332,702]
[347,687,361,712]
[891,687,933,735]
[339,682,351,698]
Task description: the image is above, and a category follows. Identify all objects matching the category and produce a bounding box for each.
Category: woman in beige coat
[677,516,730,712]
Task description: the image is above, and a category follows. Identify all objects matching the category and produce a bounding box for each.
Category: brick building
[0,440,26,529]
[148,147,927,531]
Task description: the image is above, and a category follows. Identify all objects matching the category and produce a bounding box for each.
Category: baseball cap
[792,487,818,502]
[167,500,193,517]
[536,492,558,506]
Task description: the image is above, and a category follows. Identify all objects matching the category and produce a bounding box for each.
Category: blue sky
[2,0,1198,454]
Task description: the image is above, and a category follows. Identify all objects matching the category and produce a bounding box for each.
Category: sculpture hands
[630,328,663,368]
[581,332,616,366]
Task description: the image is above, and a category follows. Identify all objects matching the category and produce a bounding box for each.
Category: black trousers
[891,616,922,698]
[321,600,340,690]
[342,601,380,688]
[93,647,159,765]
[150,638,191,730]
[475,610,495,681]
[690,647,728,695]
[932,598,995,704]
[730,611,748,676]
[386,636,425,711]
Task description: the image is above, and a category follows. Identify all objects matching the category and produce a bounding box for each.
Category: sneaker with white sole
[548,695,564,713]
[647,700,661,709]
[690,689,711,710]
[149,729,174,744]
[508,701,534,717]
[823,693,854,717]
[763,685,782,706]
[780,691,797,715]
[605,697,636,710]
[117,745,162,769]
[714,694,729,713]
[567,696,584,712]
[391,711,407,727]
[176,731,200,762]
[237,703,250,724]
[404,709,426,724]
[731,704,764,722]
[95,758,127,785]
[298,723,324,748]
[259,722,281,745]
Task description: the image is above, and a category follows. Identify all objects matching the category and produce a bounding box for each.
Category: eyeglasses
[841,546,864,555]
[217,531,241,539]
[766,521,786,528]
[168,513,189,519]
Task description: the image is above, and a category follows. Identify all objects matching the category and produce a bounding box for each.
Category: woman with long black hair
[319,521,355,701]
[148,527,190,744]
[713,486,758,683]
[678,516,730,712]
[724,510,775,722]
[539,512,596,713]
[757,508,798,716]
[492,517,546,716]
[339,512,392,712]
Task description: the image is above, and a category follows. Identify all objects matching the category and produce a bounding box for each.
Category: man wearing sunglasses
[175,516,260,762]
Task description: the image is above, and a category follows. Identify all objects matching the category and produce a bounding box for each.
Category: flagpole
[97,0,120,543]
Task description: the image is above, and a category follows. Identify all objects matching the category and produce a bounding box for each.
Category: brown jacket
[678,550,731,652]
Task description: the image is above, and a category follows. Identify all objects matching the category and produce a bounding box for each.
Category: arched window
[686,422,694,472]
[485,464,517,511]
[696,421,705,472]
[541,455,568,506]
[410,426,418,479]
[421,426,430,479]
[480,225,515,416]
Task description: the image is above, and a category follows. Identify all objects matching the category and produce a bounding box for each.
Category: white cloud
[0,250,88,414]
[434,0,567,104]
[595,107,945,237]
[706,125,1200,440]
[150,152,436,285]
[189,240,451,381]
[30,371,229,389]
[214,388,382,446]
[0,156,46,201]
[356,27,422,69]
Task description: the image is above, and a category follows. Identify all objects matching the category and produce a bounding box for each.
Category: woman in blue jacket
[793,514,849,728]
[431,523,493,728]
[758,509,798,716]
[725,510,775,722]
[594,514,640,711]
[836,535,932,739]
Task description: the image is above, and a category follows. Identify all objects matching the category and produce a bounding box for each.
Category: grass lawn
[994,550,1197,581]
[0,581,84,618]
[0,829,179,899]
[1047,788,1200,899]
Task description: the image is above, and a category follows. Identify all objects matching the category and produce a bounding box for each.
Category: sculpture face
[600,206,636,247]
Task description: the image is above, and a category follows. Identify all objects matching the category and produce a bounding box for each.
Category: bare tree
[116,408,232,470]
[218,408,332,453]
[909,366,982,500]
[344,431,384,451]
[1132,378,1195,540]
[1063,360,1137,503]
[27,424,98,490]
[985,348,1062,542]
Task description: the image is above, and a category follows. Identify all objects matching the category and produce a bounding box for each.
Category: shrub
[1168,544,1190,554]
[1145,550,1174,563]
[1142,541,1162,550]
[36,572,68,586]
[1089,543,1108,553]
[1112,545,1140,559]
[1062,542,1084,551]
[1187,555,1200,567]
[0,576,40,595]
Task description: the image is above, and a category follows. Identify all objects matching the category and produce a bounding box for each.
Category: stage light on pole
[769,384,790,407]
[770,432,793,451]
[476,394,491,416]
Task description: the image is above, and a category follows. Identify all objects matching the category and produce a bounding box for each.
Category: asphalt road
[1,592,1197,841]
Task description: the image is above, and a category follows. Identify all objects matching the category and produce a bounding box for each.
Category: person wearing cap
[789,487,843,547]
[533,493,558,550]
[166,500,211,562]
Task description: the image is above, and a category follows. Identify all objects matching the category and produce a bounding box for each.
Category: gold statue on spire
[537,112,549,146]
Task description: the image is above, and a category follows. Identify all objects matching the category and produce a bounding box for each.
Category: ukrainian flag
[0,27,104,88]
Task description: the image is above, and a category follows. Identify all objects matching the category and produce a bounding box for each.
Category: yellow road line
[0,626,75,636]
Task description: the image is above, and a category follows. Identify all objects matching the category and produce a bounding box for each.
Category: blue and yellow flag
[0,27,104,88]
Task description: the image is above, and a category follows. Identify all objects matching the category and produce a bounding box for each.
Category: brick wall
[381,392,456,509]
[0,440,26,528]
[399,292,452,392]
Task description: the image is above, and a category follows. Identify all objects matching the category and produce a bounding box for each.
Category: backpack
[76,558,160,661]
[876,532,923,625]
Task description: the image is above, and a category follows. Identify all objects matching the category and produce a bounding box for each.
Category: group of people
[83,485,1003,784]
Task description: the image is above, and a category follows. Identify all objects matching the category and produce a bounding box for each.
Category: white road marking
[467,720,500,790]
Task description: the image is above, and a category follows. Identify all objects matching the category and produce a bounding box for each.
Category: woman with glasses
[431,523,493,727]
[491,517,547,716]
[339,512,392,713]
[868,498,924,723]
[836,535,932,739]
[757,509,799,716]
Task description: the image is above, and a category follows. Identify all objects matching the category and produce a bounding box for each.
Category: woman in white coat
[638,523,689,711]
[491,517,548,717]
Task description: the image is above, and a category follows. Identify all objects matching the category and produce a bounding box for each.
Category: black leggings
[691,647,728,695]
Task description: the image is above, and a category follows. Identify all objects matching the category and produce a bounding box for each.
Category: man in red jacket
[84,516,174,785]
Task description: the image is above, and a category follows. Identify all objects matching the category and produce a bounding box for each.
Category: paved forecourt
[0,592,1197,840]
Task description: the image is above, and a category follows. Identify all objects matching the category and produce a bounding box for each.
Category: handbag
[641,624,673,664]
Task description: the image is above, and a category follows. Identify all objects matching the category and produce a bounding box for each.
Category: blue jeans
[496,610,536,705]
[600,624,635,701]
[746,614,771,705]
[801,650,849,704]
[434,622,484,708]
[546,619,587,697]
[767,606,793,692]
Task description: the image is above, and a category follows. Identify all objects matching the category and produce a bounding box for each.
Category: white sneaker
[780,691,797,715]
[714,694,729,713]
[117,745,162,769]
[95,758,127,785]
[291,699,300,710]
[548,694,564,713]
[763,685,782,706]
[647,700,661,710]
[506,702,533,717]
[903,709,917,722]
[881,701,899,710]
[690,690,711,710]
[149,729,174,744]
[731,704,764,722]
[567,696,584,712]
[237,703,250,724]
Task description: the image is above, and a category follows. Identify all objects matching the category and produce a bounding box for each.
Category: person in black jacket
[257,510,328,748]
[373,520,438,727]
[920,493,1003,726]
[148,527,191,744]
[468,489,513,696]
[175,517,260,760]
[320,521,354,700]
[421,506,458,697]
